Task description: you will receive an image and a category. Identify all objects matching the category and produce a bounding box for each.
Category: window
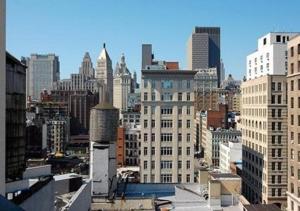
[298,115,300,126]
[151,133,155,142]
[144,120,148,128]
[272,162,275,170]
[271,95,275,104]
[144,92,148,101]
[178,174,182,183]
[186,93,191,101]
[186,174,190,183]
[161,80,173,89]
[291,115,294,125]
[291,80,294,91]
[278,95,281,104]
[278,109,281,117]
[186,147,190,155]
[278,162,281,170]
[272,109,275,117]
[291,183,295,193]
[278,122,281,130]
[151,161,155,169]
[144,147,148,155]
[161,107,172,115]
[187,106,191,115]
[298,44,300,54]
[271,82,275,91]
[278,175,281,183]
[272,175,275,183]
[178,120,182,128]
[178,93,182,101]
[278,135,282,144]
[298,169,300,180]
[178,147,182,155]
[291,97,294,108]
[161,93,173,101]
[272,149,276,157]
[272,136,275,144]
[298,79,300,90]
[151,92,155,101]
[161,120,173,128]
[151,119,155,127]
[263,38,267,45]
[276,35,281,42]
[178,107,182,115]
[144,133,148,142]
[291,149,295,159]
[278,149,281,157]
[278,188,281,196]
[178,133,182,142]
[151,80,155,88]
[161,174,172,183]
[161,133,172,142]
[186,120,191,128]
[187,133,191,142]
[186,160,191,169]
[187,80,191,89]
[272,122,275,130]
[161,161,172,169]
[151,147,155,155]
[278,82,282,91]
[144,106,148,114]
[298,97,300,108]
[291,47,294,57]
[144,174,148,182]
[291,132,294,141]
[161,147,172,155]
[272,188,275,196]
[178,160,182,168]
[291,63,294,74]
[144,160,148,169]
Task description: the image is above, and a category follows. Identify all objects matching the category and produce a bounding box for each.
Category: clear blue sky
[6,0,300,81]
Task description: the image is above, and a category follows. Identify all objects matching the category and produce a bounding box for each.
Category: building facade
[6,53,27,182]
[287,35,300,211]
[0,0,5,195]
[25,54,60,101]
[241,75,287,209]
[140,70,196,183]
[205,129,241,167]
[246,32,298,80]
[220,139,242,173]
[95,44,113,105]
[194,68,219,112]
[187,27,221,86]
[113,54,132,112]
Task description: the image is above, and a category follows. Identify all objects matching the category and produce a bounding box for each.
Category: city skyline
[7,0,300,81]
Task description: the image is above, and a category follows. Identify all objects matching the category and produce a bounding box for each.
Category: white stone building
[113,54,132,112]
[219,139,242,173]
[246,32,298,80]
[140,69,196,183]
[95,44,113,105]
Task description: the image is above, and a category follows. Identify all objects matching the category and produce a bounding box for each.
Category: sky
[6,0,300,81]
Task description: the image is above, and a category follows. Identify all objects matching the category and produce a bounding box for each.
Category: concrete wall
[20,180,55,211]
[0,0,5,196]
[64,180,91,211]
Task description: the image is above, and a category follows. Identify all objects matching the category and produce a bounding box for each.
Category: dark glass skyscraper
[187,27,221,86]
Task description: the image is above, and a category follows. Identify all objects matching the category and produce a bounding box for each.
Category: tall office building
[187,27,221,86]
[220,59,225,83]
[241,75,287,209]
[247,32,298,80]
[0,0,5,195]
[79,52,94,78]
[113,54,132,111]
[6,53,27,182]
[95,43,113,105]
[287,35,300,211]
[142,44,153,69]
[140,69,196,183]
[25,54,60,101]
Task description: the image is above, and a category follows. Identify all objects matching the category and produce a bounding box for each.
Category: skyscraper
[142,44,152,69]
[0,0,6,195]
[113,54,132,112]
[79,52,94,78]
[95,43,113,105]
[6,52,27,182]
[287,35,300,211]
[187,27,221,86]
[25,54,60,101]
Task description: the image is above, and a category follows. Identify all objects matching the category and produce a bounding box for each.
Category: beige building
[287,35,300,211]
[241,75,287,209]
[0,0,5,195]
[140,70,196,183]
